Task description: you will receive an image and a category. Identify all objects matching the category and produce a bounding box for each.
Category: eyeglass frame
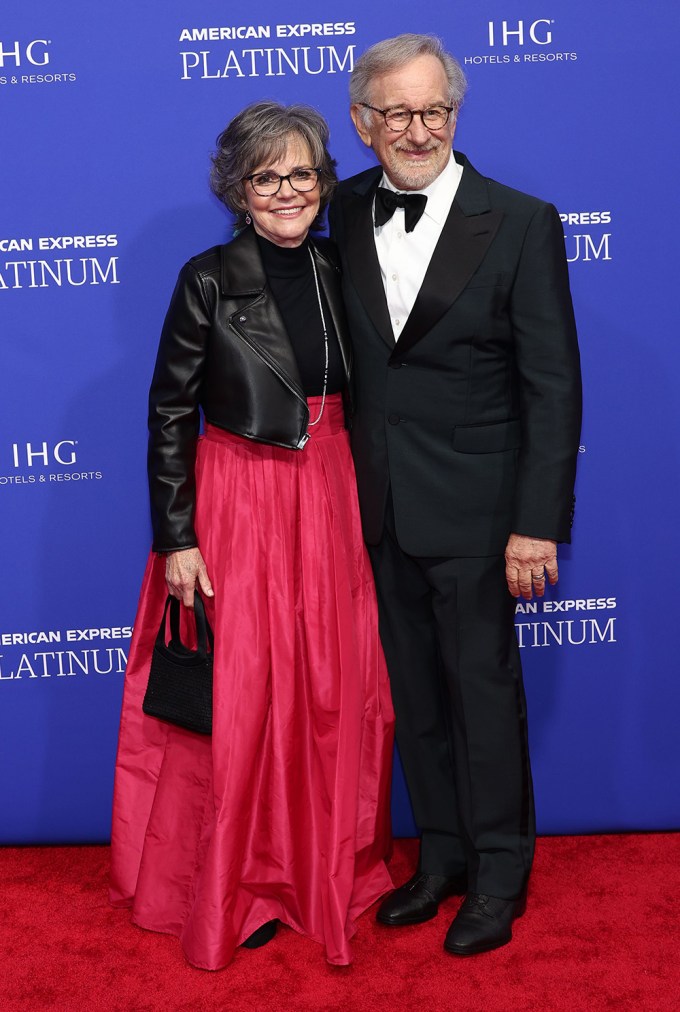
[243,167,321,196]
[359,102,455,133]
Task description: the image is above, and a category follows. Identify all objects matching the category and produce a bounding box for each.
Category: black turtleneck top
[256,233,344,396]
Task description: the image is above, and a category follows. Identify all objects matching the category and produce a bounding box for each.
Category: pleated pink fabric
[110,394,395,969]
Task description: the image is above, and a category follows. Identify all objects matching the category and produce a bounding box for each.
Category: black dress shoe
[377,872,467,926]
[241,919,278,949]
[444,891,527,955]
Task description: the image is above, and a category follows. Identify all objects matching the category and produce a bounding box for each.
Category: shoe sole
[444,932,512,956]
[376,909,439,927]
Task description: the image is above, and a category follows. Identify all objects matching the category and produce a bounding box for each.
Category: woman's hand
[165,548,214,607]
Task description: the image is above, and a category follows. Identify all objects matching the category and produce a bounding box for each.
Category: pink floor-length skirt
[109,394,395,969]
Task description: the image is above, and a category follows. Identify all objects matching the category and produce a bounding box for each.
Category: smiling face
[243,135,320,248]
[351,53,456,191]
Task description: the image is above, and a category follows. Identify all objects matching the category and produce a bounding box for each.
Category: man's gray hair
[350,34,467,125]
[210,100,337,230]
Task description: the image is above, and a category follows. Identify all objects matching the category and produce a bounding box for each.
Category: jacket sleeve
[509,202,582,543]
[147,262,211,552]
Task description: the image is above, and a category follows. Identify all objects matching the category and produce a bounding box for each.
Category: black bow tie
[374,187,428,232]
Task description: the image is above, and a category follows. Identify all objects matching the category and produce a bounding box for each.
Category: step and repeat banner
[2,2,678,842]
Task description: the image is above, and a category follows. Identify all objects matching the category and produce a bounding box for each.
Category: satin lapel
[393,201,504,358]
[314,248,353,383]
[220,229,305,399]
[342,184,395,350]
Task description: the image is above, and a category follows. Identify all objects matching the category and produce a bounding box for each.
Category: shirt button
[388,413,400,425]
[395,319,400,327]
[391,273,398,281]
[397,232,403,239]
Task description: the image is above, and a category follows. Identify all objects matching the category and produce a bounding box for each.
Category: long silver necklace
[306,246,329,429]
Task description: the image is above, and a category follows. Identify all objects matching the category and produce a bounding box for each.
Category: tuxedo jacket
[329,151,582,557]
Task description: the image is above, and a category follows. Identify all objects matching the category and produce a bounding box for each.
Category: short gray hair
[210,100,337,231]
[350,34,467,125]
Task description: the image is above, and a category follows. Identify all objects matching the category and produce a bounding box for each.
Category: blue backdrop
[2,1,678,842]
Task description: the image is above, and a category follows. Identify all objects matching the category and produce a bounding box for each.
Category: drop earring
[245,213,252,225]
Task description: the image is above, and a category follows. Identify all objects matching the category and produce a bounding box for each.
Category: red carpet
[2,835,678,1011]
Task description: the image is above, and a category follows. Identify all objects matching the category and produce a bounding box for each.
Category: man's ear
[448,105,458,144]
[350,105,373,148]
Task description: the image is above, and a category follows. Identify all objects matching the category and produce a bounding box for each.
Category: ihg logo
[12,440,77,468]
[487,20,553,46]
[0,40,51,67]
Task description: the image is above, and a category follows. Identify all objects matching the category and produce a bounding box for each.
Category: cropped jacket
[147,227,353,552]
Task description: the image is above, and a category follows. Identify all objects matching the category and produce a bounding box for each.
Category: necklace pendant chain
[306,246,329,431]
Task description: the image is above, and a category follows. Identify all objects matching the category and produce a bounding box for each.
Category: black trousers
[368,501,535,899]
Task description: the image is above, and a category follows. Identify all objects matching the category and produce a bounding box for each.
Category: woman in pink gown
[109,101,394,970]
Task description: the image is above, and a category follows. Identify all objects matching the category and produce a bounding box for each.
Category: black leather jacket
[148,227,353,552]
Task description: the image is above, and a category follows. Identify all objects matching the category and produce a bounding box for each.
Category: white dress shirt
[374,153,463,340]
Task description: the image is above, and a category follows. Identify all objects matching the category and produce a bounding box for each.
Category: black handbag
[142,591,213,735]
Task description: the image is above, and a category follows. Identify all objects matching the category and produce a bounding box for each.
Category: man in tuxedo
[329,34,581,955]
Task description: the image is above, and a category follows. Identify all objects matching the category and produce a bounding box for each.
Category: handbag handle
[192,591,214,657]
[156,592,214,659]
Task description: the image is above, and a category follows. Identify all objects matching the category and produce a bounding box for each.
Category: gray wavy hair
[210,100,337,231]
[350,34,467,126]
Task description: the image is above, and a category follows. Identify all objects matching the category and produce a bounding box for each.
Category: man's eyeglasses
[360,103,454,133]
[244,167,320,197]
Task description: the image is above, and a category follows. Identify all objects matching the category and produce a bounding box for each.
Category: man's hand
[504,534,558,599]
[165,547,214,607]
